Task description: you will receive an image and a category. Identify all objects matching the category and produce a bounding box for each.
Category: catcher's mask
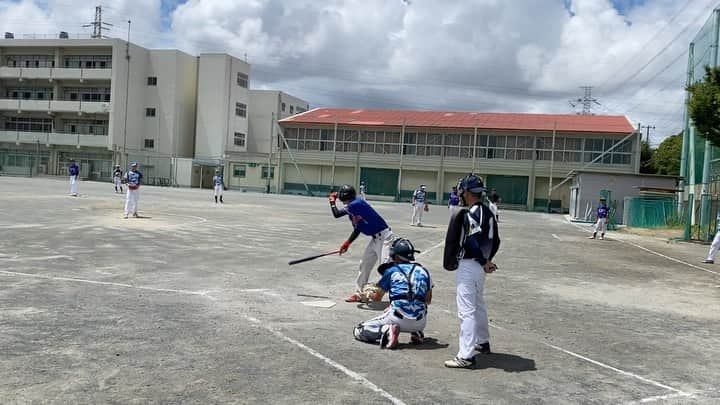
[457,173,486,206]
[377,238,421,275]
[338,184,357,203]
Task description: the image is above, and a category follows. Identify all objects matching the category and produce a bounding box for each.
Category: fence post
[684,193,694,240]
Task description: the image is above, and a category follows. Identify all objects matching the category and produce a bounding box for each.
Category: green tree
[640,140,655,174]
[650,132,683,176]
[687,66,720,147]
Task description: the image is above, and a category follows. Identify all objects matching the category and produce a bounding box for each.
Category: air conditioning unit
[4,32,14,39]
[59,31,69,39]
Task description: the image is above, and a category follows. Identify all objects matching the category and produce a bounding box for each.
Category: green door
[360,168,398,196]
[486,175,528,205]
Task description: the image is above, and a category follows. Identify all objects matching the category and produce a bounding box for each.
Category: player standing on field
[411,184,428,226]
[443,174,500,369]
[213,169,224,204]
[329,184,394,303]
[588,197,609,240]
[113,165,124,193]
[359,181,367,200]
[68,159,79,197]
[448,186,460,216]
[123,162,143,219]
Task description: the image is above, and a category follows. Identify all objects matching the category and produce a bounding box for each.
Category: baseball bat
[288,250,341,266]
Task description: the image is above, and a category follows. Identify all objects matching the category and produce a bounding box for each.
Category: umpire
[443,174,500,369]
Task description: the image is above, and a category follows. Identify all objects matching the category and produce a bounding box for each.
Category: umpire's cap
[458,173,485,194]
[338,184,356,202]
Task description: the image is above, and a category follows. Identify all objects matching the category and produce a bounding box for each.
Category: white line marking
[417,240,444,257]
[632,392,694,404]
[0,255,74,261]
[243,316,407,405]
[162,213,208,224]
[552,233,562,241]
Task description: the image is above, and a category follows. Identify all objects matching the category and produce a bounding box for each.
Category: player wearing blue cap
[68,159,79,197]
[330,184,394,302]
[213,169,224,204]
[411,184,428,226]
[123,162,143,219]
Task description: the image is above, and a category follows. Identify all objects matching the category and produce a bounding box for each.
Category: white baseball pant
[114,176,123,191]
[455,258,490,360]
[356,228,393,292]
[449,205,460,217]
[214,184,223,197]
[361,306,427,333]
[594,218,607,234]
[706,231,720,261]
[488,202,498,218]
[69,175,79,195]
[411,204,424,225]
[124,188,139,215]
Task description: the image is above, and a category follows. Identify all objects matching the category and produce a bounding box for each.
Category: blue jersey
[125,170,143,185]
[68,163,79,176]
[449,191,460,206]
[413,189,426,203]
[213,175,223,186]
[377,262,431,319]
[598,205,609,219]
[345,198,388,235]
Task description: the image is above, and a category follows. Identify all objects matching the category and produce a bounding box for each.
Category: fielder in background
[359,181,367,200]
[353,238,432,349]
[488,188,500,219]
[330,184,394,303]
[443,174,500,369]
[113,165,124,193]
[448,186,460,216]
[123,162,143,219]
[411,184,428,226]
[68,159,80,197]
[213,169,224,204]
[588,197,609,240]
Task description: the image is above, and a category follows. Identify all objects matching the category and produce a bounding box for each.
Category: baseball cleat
[345,293,363,303]
[444,356,475,369]
[474,342,491,354]
[410,331,424,345]
[703,259,714,264]
[123,215,128,219]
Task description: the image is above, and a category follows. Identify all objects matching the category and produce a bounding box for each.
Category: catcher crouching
[123,162,143,219]
[353,238,433,349]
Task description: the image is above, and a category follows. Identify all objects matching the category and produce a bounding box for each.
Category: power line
[82,5,113,39]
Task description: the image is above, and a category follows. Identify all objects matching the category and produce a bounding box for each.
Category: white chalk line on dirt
[1,270,407,405]
[417,240,445,257]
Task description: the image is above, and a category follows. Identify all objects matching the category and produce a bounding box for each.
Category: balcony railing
[0,98,111,114]
[0,130,108,148]
[0,66,112,81]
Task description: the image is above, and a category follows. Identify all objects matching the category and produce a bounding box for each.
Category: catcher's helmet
[458,174,486,194]
[338,184,356,202]
[389,238,420,262]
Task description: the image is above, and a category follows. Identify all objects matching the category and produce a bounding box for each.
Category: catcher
[123,162,143,219]
[353,238,433,349]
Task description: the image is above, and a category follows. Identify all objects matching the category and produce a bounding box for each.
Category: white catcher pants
[456,259,490,360]
[69,175,79,195]
[707,231,720,261]
[362,306,427,334]
[411,204,424,225]
[214,184,223,197]
[594,218,607,234]
[124,188,139,215]
[356,228,393,292]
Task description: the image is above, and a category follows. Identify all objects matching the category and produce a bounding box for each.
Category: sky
[1,0,717,146]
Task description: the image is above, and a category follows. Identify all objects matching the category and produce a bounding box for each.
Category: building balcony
[0,98,111,114]
[0,130,108,148]
[0,66,112,81]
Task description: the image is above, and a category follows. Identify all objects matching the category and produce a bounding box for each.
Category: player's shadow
[398,337,448,351]
[472,352,536,373]
[356,301,390,311]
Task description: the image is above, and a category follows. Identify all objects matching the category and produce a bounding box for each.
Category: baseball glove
[128,183,139,190]
[424,204,429,212]
[361,283,384,302]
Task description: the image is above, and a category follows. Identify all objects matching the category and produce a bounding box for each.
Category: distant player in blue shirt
[448,186,460,216]
[411,184,428,226]
[588,197,609,240]
[123,162,143,219]
[353,238,432,349]
[330,184,394,302]
[213,169,224,204]
[68,159,79,197]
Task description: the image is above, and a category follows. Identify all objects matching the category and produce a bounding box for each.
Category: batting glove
[339,240,351,255]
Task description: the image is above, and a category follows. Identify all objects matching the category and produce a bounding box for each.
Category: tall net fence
[623,197,686,229]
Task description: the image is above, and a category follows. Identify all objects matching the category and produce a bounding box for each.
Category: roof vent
[4,32,14,39]
[59,31,69,39]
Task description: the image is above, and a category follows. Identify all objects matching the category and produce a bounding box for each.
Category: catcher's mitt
[361,283,384,302]
[423,204,429,212]
[128,183,139,190]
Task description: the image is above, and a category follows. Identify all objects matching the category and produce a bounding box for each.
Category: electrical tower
[83,5,113,39]
[569,86,601,115]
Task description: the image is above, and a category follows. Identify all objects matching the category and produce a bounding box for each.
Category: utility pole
[121,20,131,168]
[547,121,557,213]
[569,86,601,115]
[640,124,655,144]
[83,5,113,39]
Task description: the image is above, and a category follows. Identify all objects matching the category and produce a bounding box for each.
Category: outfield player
[443,174,500,369]
[353,238,432,349]
[411,184,428,226]
[488,188,500,219]
[330,184,394,302]
[123,162,143,219]
[213,169,224,204]
[359,181,367,200]
[588,197,609,240]
[68,159,79,197]
[448,186,460,216]
[113,165,124,193]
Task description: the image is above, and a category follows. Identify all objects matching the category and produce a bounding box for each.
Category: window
[237,72,248,88]
[147,77,157,86]
[146,108,156,117]
[235,102,247,117]
[144,139,155,149]
[281,102,286,112]
[234,132,246,147]
[261,166,275,179]
[233,164,246,177]
[290,105,294,114]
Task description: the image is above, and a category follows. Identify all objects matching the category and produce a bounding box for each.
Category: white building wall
[248,90,310,154]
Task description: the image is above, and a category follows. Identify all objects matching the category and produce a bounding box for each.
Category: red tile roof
[280,108,635,134]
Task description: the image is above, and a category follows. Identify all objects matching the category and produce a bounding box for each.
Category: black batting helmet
[390,238,420,262]
[458,173,486,195]
[338,184,356,202]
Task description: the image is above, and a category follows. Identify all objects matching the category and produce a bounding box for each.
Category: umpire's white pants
[594,218,607,234]
[356,228,393,292]
[707,231,720,261]
[362,306,427,333]
[456,259,490,360]
[411,204,424,225]
[449,205,460,217]
[124,188,139,215]
[489,202,498,218]
[214,184,223,197]
[69,175,79,195]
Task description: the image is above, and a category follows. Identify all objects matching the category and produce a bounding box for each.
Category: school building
[275,108,639,211]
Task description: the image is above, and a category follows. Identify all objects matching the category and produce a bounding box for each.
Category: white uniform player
[123,163,143,219]
[113,165,124,193]
[411,185,428,226]
[359,181,367,200]
[213,170,224,204]
[68,160,80,197]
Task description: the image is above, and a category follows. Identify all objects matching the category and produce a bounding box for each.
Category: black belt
[393,310,423,321]
[371,228,390,239]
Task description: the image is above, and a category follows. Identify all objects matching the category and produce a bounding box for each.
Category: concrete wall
[174,157,194,187]
[248,90,310,155]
